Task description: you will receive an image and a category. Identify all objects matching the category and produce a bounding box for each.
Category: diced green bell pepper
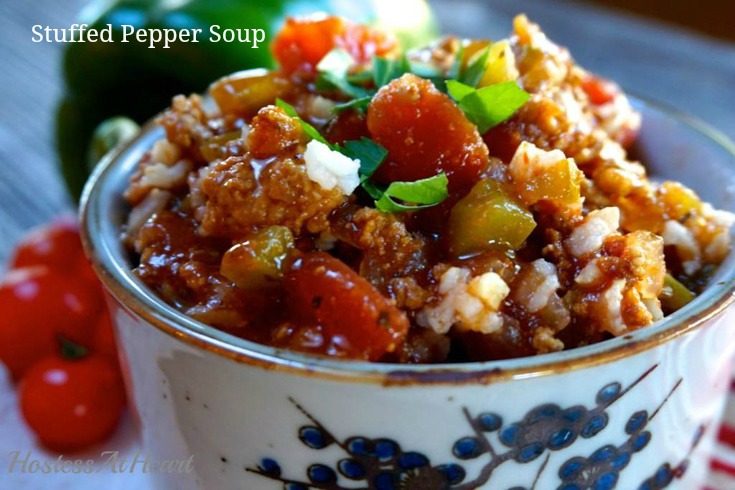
[449,179,536,258]
[660,273,695,312]
[220,226,295,290]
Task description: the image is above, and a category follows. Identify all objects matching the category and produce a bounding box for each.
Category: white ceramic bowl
[81,99,735,490]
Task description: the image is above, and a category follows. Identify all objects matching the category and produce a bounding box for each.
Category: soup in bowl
[81,14,735,490]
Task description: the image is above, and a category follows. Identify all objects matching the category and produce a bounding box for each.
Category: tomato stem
[58,335,88,360]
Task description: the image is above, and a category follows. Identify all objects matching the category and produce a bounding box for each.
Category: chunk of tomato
[272,16,397,76]
[284,252,409,361]
[482,119,523,164]
[367,74,489,192]
[581,75,618,106]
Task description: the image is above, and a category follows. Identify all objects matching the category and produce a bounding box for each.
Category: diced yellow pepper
[220,226,295,290]
[478,41,519,86]
[461,40,491,68]
[658,181,701,221]
[526,158,581,204]
[449,179,536,258]
[509,142,583,206]
[210,69,290,116]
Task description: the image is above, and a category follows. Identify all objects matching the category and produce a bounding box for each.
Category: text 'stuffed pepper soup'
[122,14,734,363]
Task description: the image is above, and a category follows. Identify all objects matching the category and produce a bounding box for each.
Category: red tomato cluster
[272,16,397,76]
[0,218,126,452]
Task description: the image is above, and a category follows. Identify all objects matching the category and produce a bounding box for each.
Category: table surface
[1,1,734,488]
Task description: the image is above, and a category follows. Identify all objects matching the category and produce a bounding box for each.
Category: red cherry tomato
[76,253,102,288]
[93,312,118,361]
[9,218,101,287]
[19,355,125,452]
[285,252,409,361]
[0,267,103,381]
[9,219,83,271]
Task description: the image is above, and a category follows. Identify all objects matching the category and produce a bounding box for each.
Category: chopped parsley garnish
[361,179,385,200]
[315,49,445,104]
[334,96,372,113]
[340,137,387,180]
[316,49,371,99]
[372,55,411,87]
[447,45,465,80]
[346,71,375,84]
[277,45,532,214]
[374,173,449,212]
[445,79,475,100]
[312,47,529,136]
[446,80,530,133]
[344,139,448,212]
[408,62,443,80]
[275,99,448,213]
[275,99,331,146]
[457,46,490,87]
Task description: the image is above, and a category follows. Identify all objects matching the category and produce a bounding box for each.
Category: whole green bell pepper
[57,0,439,201]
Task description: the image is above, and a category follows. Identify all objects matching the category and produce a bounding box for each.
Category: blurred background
[594,0,735,42]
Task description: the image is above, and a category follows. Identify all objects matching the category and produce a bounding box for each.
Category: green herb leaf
[426,76,452,94]
[447,80,530,133]
[384,173,449,204]
[275,99,331,146]
[407,60,447,92]
[458,46,490,87]
[346,71,375,84]
[315,49,371,99]
[446,79,475,100]
[373,55,411,87]
[407,61,443,79]
[317,72,372,99]
[447,45,465,80]
[340,137,388,179]
[361,179,386,200]
[375,173,449,212]
[334,96,372,113]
